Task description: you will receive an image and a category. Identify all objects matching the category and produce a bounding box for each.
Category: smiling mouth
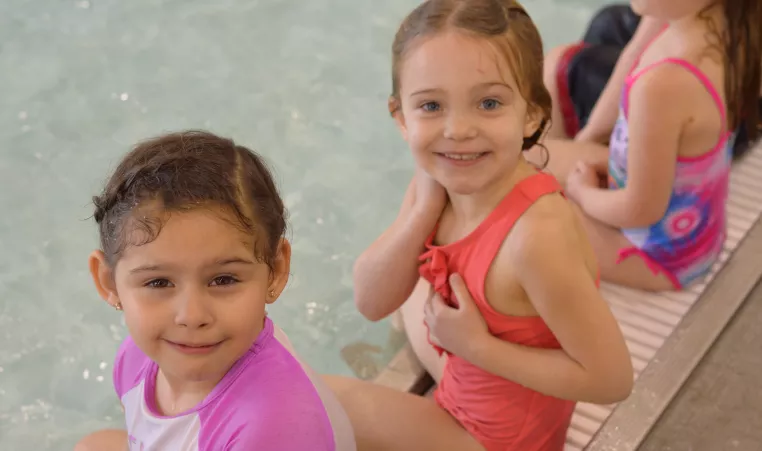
[438,152,488,161]
[165,339,224,353]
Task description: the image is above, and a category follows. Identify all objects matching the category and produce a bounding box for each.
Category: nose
[443,109,477,141]
[174,287,212,329]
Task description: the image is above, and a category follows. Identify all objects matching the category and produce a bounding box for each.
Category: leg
[400,278,448,383]
[570,202,675,291]
[543,4,638,141]
[526,139,609,186]
[323,375,484,451]
[74,429,127,451]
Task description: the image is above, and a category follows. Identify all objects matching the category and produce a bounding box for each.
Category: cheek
[492,114,526,145]
[405,118,438,152]
[122,298,163,335]
[222,289,269,336]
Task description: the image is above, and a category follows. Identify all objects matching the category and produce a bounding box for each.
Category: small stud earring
[114,302,123,311]
[268,290,276,299]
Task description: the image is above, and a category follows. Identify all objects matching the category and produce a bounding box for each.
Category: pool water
[0,0,615,448]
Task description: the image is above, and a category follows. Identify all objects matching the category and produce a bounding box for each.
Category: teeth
[443,153,484,161]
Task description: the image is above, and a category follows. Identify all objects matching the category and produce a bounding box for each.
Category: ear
[88,250,121,309]
[523,106,544,141]
[389,96,409,141]
[266,238,292,305]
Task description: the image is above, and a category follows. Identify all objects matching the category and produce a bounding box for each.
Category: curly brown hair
[92,130,287,270]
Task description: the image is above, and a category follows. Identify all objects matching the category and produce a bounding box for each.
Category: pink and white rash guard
[113,317,356,451]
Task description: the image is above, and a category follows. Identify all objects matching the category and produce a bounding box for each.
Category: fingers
[448,273,472,309]
[424,291,435,321]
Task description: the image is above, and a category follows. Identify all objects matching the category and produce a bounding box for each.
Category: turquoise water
[0,0,614,448]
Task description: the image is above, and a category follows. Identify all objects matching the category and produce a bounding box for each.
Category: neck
[155,368,221,416]
[446,159,536,225]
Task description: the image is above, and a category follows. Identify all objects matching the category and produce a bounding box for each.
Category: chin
[441,178,487,196]
[629,0,645,15]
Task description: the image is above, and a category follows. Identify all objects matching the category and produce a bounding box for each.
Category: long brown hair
[389,0,551,150]
[723,0,761,143]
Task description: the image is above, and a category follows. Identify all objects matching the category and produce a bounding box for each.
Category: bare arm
[464,215,633,404]
[576,16,666,144]
[574,65,693,229]
[353,175,444,321]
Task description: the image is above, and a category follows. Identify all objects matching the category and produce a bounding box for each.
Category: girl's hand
[424,273,489,358]
[412,168,447,220]
[566,161,600,202]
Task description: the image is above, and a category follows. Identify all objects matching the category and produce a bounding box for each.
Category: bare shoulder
[508,193,578,254]
[505,193,595,277]
[632,62,707,104]
[485,191,597,316]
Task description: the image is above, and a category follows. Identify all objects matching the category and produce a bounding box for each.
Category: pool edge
[586,216,762,450]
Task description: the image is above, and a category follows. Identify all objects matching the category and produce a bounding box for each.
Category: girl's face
[630,0,714,19]
[393,30,540,196]
[90,206,290,387]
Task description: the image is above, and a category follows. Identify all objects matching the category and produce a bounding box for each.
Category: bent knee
[543,44,579,95]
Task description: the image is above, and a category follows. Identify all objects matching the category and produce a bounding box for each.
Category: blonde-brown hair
[389,0,551,150]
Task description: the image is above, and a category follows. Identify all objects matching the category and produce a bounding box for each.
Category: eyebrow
[128,257,255,274]
[409,82,514,98]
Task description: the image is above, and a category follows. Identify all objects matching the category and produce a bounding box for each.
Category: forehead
[118,207,254,266]
[399,30,519,93]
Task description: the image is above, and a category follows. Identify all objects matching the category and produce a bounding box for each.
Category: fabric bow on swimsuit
[419,247,456,356]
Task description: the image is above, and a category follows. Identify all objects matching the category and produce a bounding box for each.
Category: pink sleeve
[112,336,151,399]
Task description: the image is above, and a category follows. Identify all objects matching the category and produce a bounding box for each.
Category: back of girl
[536,0,762,291]
[75,131,355,451]
[326,1,633,450]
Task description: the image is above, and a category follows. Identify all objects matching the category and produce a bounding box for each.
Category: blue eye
[210,275,239,286]
[420,101,441,112]
[481,98,501,110]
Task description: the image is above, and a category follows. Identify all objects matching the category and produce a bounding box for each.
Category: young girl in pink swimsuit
[529,0,762,291]
[325,1,633,450]
[75,131,356,451]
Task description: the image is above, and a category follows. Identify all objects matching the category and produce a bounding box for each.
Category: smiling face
[393,30,541,195]
[90,206,290,386]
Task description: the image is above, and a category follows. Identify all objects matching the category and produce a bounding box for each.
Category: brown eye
[146,279,172,288]
[210,275,239,286]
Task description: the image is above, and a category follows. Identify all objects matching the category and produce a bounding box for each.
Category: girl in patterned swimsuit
[325,1,633,450]
[532,0,762,291]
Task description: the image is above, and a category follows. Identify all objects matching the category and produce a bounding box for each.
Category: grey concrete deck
[639,280,762,451]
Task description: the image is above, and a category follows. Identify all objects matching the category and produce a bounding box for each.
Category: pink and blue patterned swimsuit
[609,56,733,289]
[114,317,356,451]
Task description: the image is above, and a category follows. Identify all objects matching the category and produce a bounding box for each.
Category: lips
[171,342,218,348]
[439,152,487,161]
[435,151,490,166]
[165,339,224,354]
